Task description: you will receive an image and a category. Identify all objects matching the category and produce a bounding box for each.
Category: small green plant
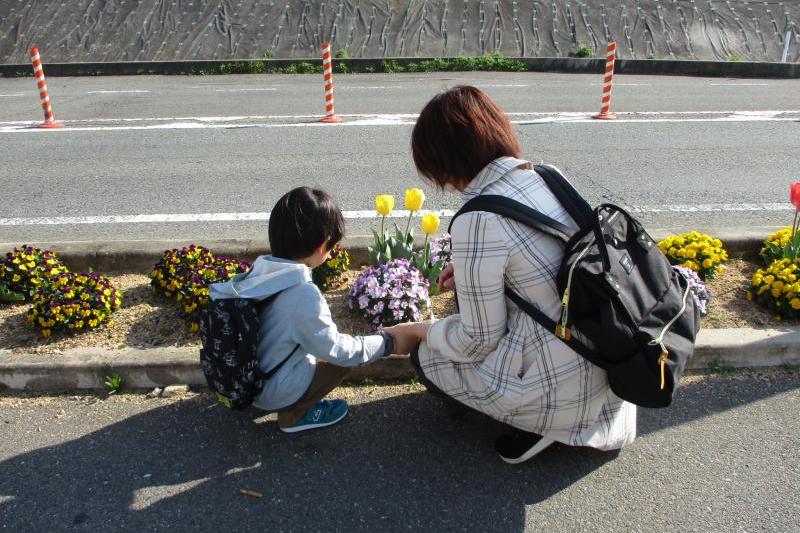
[381,60,406,73]
[728,55,742,62]
[105,374,123,394]
[647,54,657,60]
[219,61,266,74]
[361,378,374,386]
[365,66,375,73]
[334,49,349,59]
[708,358,735,375]
[336,62,351,74]
[262,50,275,59]
[409,376,420,386]
[569,45,593,58]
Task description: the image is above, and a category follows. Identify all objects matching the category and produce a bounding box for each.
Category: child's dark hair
[268,187,345,259]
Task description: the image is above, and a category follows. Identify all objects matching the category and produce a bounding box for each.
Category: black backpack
[199,293,298,410]
[450,164,700,408]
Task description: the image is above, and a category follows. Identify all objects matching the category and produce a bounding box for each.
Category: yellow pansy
[404,188,426,212]
[421,213,441,235]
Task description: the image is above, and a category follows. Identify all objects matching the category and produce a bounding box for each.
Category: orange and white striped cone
[593,42,617,120]
[30,48,63,129]
[319,42,342,123]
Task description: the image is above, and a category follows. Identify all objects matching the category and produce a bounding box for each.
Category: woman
[385,86,636,464]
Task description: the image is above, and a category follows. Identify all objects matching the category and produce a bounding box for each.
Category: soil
[0,258,781,355]
[701,258,774,329]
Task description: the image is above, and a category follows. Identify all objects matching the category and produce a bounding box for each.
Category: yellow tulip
[375,195,395,216]
[421,213,441,235]
[405,188,425,212]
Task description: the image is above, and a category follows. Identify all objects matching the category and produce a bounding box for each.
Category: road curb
[0,227,776,273]
[1,57,797,79]
[2,327,798,391]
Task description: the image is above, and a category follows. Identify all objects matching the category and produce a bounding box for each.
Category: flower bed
[0,257,774,355]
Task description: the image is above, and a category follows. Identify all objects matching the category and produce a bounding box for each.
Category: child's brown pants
[276,361,350,428]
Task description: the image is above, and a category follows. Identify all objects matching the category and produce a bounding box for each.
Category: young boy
[209,187,394,432]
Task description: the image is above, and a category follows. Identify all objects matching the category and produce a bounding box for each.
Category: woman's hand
[384,321,433,355]
[438,263,456,292]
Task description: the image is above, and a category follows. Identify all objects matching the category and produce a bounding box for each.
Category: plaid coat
[421,157,636,450]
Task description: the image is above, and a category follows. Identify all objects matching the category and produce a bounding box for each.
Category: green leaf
[0,283,25,302]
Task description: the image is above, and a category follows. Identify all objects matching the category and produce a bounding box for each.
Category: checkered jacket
[422,157,636,449]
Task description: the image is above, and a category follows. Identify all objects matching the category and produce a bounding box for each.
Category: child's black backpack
[199,293,298,410]
[450,164,701,408]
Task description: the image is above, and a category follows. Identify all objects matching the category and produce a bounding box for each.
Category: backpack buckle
[555,324,572,341]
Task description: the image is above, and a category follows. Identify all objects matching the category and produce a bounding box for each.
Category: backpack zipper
[556,210,619,341]
[647,279,691,390]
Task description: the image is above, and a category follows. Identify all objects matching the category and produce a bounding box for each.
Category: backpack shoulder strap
[504,287,604,368]
[533,164,593,228]
[260,344,300,381]
[448,195,573,242]
[253,292,300,381]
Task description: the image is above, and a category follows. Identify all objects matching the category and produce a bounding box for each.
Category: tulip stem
[404,212,413,240]
[794,211,799,238]
[380,216,385,245]
[423,234,430,265]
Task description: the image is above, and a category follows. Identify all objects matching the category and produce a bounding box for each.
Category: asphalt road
[1,72,799,244]
[1,369,798,532]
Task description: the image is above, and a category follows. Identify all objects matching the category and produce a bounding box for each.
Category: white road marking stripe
[87,90,151,94]
[710,83,770,86]
[213,88,277,92]
[3,115,797,132]
[0,204,791,227]
[1,110,798,133]
[480,84,530,87]
[0,94,24,97]
[1,110,797,127]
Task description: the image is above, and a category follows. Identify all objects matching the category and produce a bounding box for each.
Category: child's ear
[316,239,331,257]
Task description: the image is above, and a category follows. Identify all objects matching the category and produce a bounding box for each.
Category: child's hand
[384,321,432,355]
[438,263,456,292]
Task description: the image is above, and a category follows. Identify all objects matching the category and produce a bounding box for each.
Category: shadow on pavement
[0,371,797,532]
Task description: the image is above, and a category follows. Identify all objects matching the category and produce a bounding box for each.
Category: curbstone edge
[0,227,778,273]
[2,326,799,391]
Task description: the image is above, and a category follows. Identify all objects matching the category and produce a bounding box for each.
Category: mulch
[0,258,781,355]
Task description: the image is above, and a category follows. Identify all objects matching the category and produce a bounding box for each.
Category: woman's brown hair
[411,85,522,191]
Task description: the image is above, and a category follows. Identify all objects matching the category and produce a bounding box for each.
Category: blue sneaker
[280,399,349,433]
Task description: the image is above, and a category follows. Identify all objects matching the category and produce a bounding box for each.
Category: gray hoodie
[208,255,387,411]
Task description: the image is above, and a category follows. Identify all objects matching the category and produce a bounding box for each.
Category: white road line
[213,88,277,92]
[341,86,402,89]
[709,83,770,86]
[0,94,24,97]
[0,204,791,227]
[0,110,797,133]
[87,90,151,94]
[1,110,797,126]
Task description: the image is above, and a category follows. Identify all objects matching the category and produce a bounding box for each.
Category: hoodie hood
[208,255,311,301]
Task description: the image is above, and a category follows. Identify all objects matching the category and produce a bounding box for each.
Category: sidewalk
[1,369,798,532]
